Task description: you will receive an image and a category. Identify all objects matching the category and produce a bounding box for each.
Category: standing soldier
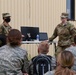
[0,13,12,36]
[0,13,12,46]
[49,12,76,56]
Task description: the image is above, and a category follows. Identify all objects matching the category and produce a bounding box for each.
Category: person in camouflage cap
[0,29,29,75]
[0,13,12,36]
[0,13,12,47]
[49,12,76,56]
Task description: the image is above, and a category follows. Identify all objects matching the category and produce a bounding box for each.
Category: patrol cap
[2,13,11,18]
[61,12,69,18]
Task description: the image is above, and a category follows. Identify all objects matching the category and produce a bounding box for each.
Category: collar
[38,53,46,56]
[62,22,67,26]
[3,22,9,27]
[60,22,68,27]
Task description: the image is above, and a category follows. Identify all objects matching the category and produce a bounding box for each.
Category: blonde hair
[55,51,75,75]
[38,41,49,54]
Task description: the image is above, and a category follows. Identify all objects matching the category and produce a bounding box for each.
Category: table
[22,40,41,44]
[22,40,57,44]
[21,40,57,55]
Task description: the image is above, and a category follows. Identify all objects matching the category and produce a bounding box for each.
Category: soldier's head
[60,12,69,23]
[2,13,11,23]
[7,29,22,47]
[38,41,49,54]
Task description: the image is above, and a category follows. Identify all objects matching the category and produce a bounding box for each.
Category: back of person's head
[55,51,75,75]
[7,29,22,47]
[74,35,76,44]
[38,41,49,54]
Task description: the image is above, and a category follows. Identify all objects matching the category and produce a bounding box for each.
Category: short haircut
[38,41,49,54]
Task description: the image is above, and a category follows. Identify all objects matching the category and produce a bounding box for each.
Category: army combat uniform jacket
[0,23,12,36]
[49,22,76,47]
[0,45,29,75]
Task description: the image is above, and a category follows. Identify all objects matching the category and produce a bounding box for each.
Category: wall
[0,0,76,58]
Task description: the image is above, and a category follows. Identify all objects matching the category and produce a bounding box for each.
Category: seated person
[0,34,7,47]
[44,51,76,75]
[29,41,56,75]
[65,35,76,71]
[0,29,29,75]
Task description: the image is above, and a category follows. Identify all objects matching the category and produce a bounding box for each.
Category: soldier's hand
[48,40,52,45]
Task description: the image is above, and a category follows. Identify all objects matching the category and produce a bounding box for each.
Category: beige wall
[0,0,76,58]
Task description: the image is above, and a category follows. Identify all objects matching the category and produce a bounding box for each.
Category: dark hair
[74,35,76,44]
[0,34,7,47]
[7,29,22,47]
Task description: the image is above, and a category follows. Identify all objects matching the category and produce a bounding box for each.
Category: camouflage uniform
[0,23,12,36]
[0,13,12,36]
[49,22,76,55]
[0,13,12,46]
[29,54,56,75]
[0,45,29,75]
